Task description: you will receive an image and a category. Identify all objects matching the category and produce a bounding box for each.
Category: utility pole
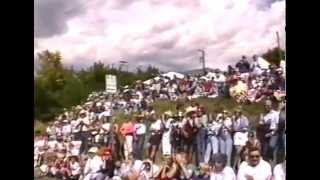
[276,31,282,61]
[198,49,206,75]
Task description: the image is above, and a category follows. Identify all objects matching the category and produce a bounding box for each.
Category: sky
[34,0,285,72]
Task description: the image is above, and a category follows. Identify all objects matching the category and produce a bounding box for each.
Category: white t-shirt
[71,120,80,133]
[273,162,285,180]
[237,159,272,180]
[99,109,112,119]
[139,164,160,180]
[101,123,111,133]
[214,74,226,83]
[210,166,236,180]
[46,126,53,135]
[47,140,58,152]
[55,127,63,136]
[84,156,104,175]
[137,91,144,101]
[135,123,146,135]
[150,119,163,131]
[70,161,81,175]
[62,124,72,135]
[263,110,280,130]
[78,117,90,132]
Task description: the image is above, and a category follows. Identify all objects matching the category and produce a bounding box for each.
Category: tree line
[34,48,285,122]
[34,50,160,121]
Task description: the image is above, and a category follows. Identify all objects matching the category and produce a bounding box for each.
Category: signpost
[105,75,117,94]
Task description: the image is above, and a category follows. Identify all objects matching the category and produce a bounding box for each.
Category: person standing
[259,100,280,163]
[181,107,199,163]
[161,111,174,156]
[218,110,233,167]
[148,115,164,162]
[120,118,136,161]
[195,107,208,165]
[237,147,272,180]
[77,110,91,155]
[204,114,221,164]
[232,108,249,170]
[133,114,147,160]
[277,101,286,163]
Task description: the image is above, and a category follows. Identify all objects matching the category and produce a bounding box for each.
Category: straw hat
[88,147,98,154]
[185,106,197,114]
[164,111,173,117]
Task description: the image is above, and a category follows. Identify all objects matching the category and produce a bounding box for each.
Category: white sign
[106,75,117,94]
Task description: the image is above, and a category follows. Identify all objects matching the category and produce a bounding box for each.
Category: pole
[276,31,281,62]
[198,49,206,74]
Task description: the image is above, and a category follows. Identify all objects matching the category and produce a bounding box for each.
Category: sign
[105,75,117,94]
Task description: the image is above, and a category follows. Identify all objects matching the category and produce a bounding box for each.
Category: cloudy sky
[34,0,285,72]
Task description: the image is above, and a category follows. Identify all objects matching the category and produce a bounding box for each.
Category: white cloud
[35,0,285,71]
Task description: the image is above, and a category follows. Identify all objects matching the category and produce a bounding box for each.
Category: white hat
[185,106,197,114]
[216,113,223,119]
[96,102,102,106]
[164,111,173,117]
[80,110,86,114]
[88,147,98,154]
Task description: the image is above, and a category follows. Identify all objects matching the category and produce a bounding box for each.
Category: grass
[152,97,264,126]
[35,97,265,135]
[34,120,48,136]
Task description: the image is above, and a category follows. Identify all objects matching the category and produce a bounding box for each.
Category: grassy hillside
[151,97,264,125]
[35,97,265,135]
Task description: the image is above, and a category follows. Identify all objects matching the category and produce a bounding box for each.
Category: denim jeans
[204,135,219,163]
[79,132,90,155]
[262,134,280,162]
[219,134,233,166]
[133,134,145,160]
[196,128,207,164]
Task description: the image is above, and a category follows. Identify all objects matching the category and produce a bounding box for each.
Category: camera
[142,162,151,171]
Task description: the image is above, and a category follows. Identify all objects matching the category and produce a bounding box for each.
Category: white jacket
[84,156,104,176]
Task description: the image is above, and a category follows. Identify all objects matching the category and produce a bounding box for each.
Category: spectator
[175,152,194,179]
[120,118,136,161]
[192,163,211,180]
[148,115,164,162]
[204,114,221,164]
[236,56,250,73]
[218,110,233,167]
[273,160,286,180]
[77,110,91,155]
[209,153,236,180]
[134,159,158,180]
[83,147,104,180]
[133,114,146,160]
[181,107,199,163]
[259,100,280,163]
[161,111,174,156]
[67,155,81,180]
[195,107,208,165]
[232,108,249,169]
[237,147,272,180]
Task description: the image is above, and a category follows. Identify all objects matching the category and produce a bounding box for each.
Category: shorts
[149,134,162,146]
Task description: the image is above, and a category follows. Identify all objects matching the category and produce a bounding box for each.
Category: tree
[262,48,285,66]
[37,50,66,91]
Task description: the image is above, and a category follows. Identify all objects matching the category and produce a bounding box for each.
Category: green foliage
[34,120,47,135]
[262,47,285,66]
[34,50,159,122]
